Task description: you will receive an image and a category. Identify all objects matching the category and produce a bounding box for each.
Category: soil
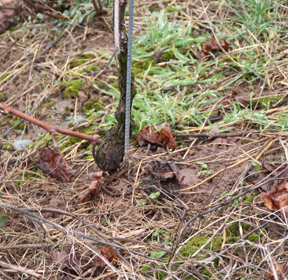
[0,4,286,280]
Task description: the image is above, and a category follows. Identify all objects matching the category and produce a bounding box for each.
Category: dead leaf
[148,160,179,183]
[266,264,288,279]
[51,247,94,279]
[88,171,105,182]
[134,123,178,150]
[93,245,118,269]
[201,35,230,55]
[79,180,101,203]
[255,164,288,220]
[35,148,78,182]
[223,92,249,107]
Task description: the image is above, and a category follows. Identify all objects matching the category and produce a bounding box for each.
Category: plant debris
[35,148,78,182]
[134,123,178,150]
[79,180,101,203]
[201,35,230,55]
[51,247,94,279]
[266,264,288,280]
[93,245,118,269]
[253,163,288,219]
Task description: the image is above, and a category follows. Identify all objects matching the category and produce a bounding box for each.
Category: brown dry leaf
[79,180,101,203]
[134,123,177,150]
[88,171,104,182]
[148,160,179,188]
[51,247,94,279]
[266,264,288,279]
[223,92,249,107]
[255,163,288,220]
[201,35,230,55]
[35,148,78,182]
[93,245,118,269]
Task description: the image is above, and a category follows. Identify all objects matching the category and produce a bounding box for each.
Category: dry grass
[1,0,288,279]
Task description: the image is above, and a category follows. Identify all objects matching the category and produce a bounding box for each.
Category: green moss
[83,65,99,73]
[165,6,181,13]
[42,84,46,89]
[202,268,211,277]
[86,155,94,159]
[41,100,56,109]
[40,72,48,78]
[2,145,11,149]
[162,51,175,62]
[132,59,156,74]
[63,79,85,98]
[244,195,255,204]
[48,114,52,118]
[65,106,70,111]
[248,231,263,242]
[11,117,24,130]
[68,122,74,128]
[149,5,160,13]
[179,235,223,257]
[83,98,103,112]
[258,95,282,108]
[69,54,95,69]
[81,126,94,135]
[0,93,5,102]
[0,72,10,81]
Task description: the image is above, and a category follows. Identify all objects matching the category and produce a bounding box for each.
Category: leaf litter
[253,163,288,220]
[51,245,117,279]
[134,122,177,149]
[35,148,79,182]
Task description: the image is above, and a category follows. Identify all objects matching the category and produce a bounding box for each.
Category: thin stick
[0,103,100,147]
[0,261,41,278]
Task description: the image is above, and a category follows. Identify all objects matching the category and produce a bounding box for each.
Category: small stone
[78,91,88,103]
[15,130,22,135]
[12,139,32,150]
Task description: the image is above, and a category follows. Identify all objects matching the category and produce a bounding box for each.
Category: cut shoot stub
[124,0,135,161]
[93,0,137,173]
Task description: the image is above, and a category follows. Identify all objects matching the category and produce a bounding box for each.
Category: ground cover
[0,0,288,279]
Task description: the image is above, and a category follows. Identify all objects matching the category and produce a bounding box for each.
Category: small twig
[0,103,100,147]
[25,50,59,79]
[91,0,103,15]
[35,24,73,61]
[168,209,187,265]
[172,130,256,138]
[0,261,41,278]
[0,244,52,250]
[0,5,19,10]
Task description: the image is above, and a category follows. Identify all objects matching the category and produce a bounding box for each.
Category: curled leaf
[51,247,94,278]
[266,264,288,279]
[201,35,230,55]
[134,123,177,150]
[79,180,101,203]
[35,148,78,182]
[93,245,118,269]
